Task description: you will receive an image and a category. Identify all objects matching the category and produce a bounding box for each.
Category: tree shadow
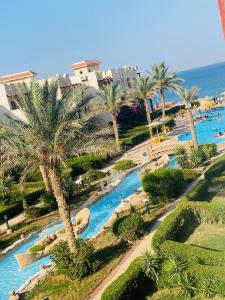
[94,241,128,266]
[189,243,221,252]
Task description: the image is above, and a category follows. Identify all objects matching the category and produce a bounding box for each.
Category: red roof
[71,60,101,70]
[0,71,37,83]
[218,0,225,38]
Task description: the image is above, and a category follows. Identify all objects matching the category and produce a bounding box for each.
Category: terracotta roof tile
[0,71,37,83]
[71,60,101,70]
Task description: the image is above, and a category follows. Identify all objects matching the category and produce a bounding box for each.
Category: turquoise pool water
[178,107,225,145]
[0,170,141,299]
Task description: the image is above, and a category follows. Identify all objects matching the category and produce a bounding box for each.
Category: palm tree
[142,250,161,283]
[94,82,125,150]
[0,80,115,252]
[150,62,184,119]
[177,87,199,149]
[135,76,157,137]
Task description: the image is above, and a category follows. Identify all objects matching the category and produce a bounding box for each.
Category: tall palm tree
[0,80,115,252]
[135,76,157,137]
[177,87,199,149]
[150,62,184,119]
[95,82,125,150]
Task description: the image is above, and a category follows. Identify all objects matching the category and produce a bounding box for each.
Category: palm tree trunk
[144,98,153,138]
[187,108,198,149]
[160,89,166,118]
[39,165,52,194]
[48,167,76,253]
[111,114,120,150]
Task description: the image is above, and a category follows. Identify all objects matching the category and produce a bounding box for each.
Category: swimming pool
[179,107,225,144]
[0,156,177,299]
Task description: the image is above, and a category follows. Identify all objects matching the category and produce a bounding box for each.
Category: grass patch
[26,230,128,300]
[185,223,225,252]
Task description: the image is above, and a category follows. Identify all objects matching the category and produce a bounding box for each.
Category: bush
[39,193,57,211]
[113,213,144,241]
[24,207,48,219]
[29,244,45,253]
[114,160,136,172]
[26,169,42,182]
[190,147,206,167]
[82,169,106,184]
[66,154,105,178]
[182,169,198,183]
[52,240,101,280]
[101,257,153,300]
[175,147,190,168]
[201,143,217,159]
[142,169,184,204]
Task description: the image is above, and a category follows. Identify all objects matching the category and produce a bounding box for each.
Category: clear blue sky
[0,0,225,77]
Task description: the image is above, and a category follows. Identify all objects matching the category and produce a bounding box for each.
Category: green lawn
[185,154,225,203]
[185,223,225,252]
[149,288,224,299]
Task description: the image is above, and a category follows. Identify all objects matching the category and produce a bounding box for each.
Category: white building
[0,60,138,121]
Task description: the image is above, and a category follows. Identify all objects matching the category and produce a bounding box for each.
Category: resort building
[0,60,138,121]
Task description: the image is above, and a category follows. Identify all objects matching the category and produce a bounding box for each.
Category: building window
[80,71,83,74]
[10,100,19,110]
[88,68,91,72]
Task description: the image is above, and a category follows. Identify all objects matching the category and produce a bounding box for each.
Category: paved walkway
[0,212,26,232]
[89,158,219,300]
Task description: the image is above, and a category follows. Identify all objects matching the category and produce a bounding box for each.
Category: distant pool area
[178,106,225,145]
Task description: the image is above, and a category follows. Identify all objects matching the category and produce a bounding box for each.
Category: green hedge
[0,202,23,223]
[66,155,105,177]
[152,202,225,252]
[160,240,225,266]
[101,257,153,300]
[142,169,184,204]
[24,207,49,219]
[114,160,136,171]
[82,169,106,184]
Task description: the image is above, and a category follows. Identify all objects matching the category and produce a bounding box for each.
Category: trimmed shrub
[152,201,225,252]
[113,160,136,172]
[101,257,153,300]
[142,169,184,204]
[160,240,225,266]
[39,193,57,211]
[66,154,105,177]
[52,240,101,280]
[82,169,106,184]
[113,213,144,241]
[29,244,45,253]
[24,207,48,219]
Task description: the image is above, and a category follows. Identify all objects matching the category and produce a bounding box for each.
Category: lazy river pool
[0,167,145,299]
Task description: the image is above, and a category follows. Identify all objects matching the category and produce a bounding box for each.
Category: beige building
[0,60,138,121]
